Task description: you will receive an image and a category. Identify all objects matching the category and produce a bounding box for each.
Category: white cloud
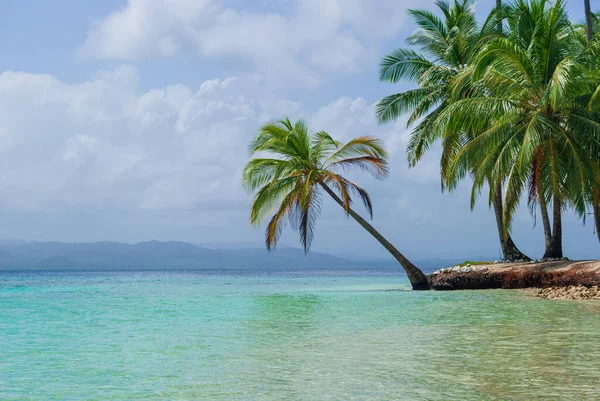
[0,66,441,227]
[0,67,301,214]
[80,0,432,84]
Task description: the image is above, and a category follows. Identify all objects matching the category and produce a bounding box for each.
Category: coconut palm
[581,2,600,243]
[585,58,600,245]
[376,0,530,261]
[441,0,600,258]
[558,5,600,245]
[242,118,430,290]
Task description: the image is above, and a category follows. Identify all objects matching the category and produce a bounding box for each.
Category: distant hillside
[0,240,360,270]
[0,240,460,272]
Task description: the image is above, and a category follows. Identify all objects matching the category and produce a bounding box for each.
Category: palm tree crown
[376,0,495,169]
[242,118,388,251]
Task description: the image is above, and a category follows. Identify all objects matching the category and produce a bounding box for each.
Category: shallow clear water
[1,269,599,400]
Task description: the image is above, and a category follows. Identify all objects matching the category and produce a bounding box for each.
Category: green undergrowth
[456,261,492,267]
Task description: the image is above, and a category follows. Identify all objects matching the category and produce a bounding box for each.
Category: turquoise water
[1,270,600,400]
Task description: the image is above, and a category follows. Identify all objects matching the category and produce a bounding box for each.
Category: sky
[0,0,596,260]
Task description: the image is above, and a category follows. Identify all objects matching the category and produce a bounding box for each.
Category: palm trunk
[492,182,530,261]
[538,190,553,254]
[496,0,502,32]
[594,202,600,244]
[320,183,429,290]
[593,191,600,243]
[543,197,563,259]
[585,0,593,43]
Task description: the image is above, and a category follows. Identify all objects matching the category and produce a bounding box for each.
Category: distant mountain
[0,240,459,272]
[0,240,363,271]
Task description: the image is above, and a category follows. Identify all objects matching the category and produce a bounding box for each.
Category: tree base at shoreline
[411,281,431,291]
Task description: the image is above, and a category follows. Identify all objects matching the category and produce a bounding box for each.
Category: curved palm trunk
[543,197,563,259]
[320,183,429,290]
[492,182,530,261]
[585,0,593,43]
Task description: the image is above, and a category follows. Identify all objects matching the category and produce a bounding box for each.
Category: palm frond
[379,49,433,83]
[375,87,438,123]
[324,136,388,167]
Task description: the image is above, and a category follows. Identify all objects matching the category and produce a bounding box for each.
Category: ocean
[1,269,599,400]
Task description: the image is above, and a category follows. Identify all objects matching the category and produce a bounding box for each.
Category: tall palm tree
[441,0,600,258]
[586,39,600,245]
[566,7,600,245]
[582,2,600,243]
[242,118,430,290]
[376,0,530,261]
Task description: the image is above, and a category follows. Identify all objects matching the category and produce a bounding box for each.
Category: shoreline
[427,260,600,299]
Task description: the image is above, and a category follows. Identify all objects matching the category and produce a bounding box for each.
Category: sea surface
[1,268,599,400]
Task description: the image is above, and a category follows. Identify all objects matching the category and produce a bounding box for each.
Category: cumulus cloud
[0,64,439,214]
[80,0,433,84]
[0,66,301,215]
[0,65,450,244]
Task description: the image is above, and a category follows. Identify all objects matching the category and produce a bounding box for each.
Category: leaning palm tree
[242,118,429,290]
[376,0,530,261]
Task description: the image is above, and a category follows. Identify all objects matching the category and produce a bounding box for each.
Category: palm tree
[441,0,600,258]
[242,118,430,290]
[565,6,600,245]
[376,0,530,261]
[585,39,600,245]
[582,2,600,243]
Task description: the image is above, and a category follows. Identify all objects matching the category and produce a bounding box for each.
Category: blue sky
[0,0,596,260]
